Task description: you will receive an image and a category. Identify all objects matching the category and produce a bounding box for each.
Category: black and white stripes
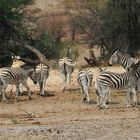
[77,68,93,103]
[0,67,37,101]
[95,62,140,108]
[109,50,139,70]
[59,57,74,92]
[35,63,49,96]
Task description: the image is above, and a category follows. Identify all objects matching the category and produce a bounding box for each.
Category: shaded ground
[0,66,140,140]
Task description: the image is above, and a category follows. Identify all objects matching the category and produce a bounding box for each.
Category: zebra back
[77,68,93,88]
[35,63,49,81]
[59,57,74,75]
[96,61,140,90]
[0,67,28,84]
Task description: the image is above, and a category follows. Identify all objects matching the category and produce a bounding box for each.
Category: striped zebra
[77,68,93,104]
[95,61,140,108]
[0,67,37,102]
[109,50,139,70]
[59,57,74,92]
[10,55,25,93]
[109,50,140,102]
[35,63,49,96]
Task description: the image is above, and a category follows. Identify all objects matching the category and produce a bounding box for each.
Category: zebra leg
[126,89,131,107]
[1,85,8,102]
[81,87,86,103]
[67,73,71,91]
[85,88,90,104]
[39,80,45,96]
[63,75,67,92]
[16,84,20,101]
[106,90,111,104]
[19,83,23,94]
[22,81,32,100]
[95,89,101,107]
[132,88,137,107]
[40,79,47,96]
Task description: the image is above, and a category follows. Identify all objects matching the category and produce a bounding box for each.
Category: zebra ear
[112,49,120,55]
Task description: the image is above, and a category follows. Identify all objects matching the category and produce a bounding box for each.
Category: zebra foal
[35,63,49,96]
[59,57,74,92]
[95,61,140,108]
[77,68,93,104]
[0,67,37,101]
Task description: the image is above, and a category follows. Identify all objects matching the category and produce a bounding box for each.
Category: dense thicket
[69,0,140,57]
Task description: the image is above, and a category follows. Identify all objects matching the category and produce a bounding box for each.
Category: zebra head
[26,68,38,84]
[109,50,120,65]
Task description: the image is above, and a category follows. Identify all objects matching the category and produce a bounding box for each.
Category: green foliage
[33,33,64,59]
[69,0,140,60]
[0,0,32,52]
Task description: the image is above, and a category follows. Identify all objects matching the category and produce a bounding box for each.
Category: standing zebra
[0,67,37,101]
[10,55,25,93]
[109,50,140,103]
[59,57,74,92]
[95,61,140,108]
[77,68,93,104]
[109,50,139,70]
[59,47,74,92]
[35,63,49,96]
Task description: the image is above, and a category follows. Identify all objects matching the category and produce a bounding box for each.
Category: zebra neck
[26,68,34,76]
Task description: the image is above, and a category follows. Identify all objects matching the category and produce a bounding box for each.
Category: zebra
[59,57,74,92]
[10,55,25,93]
[77,68,93,104]
[95,61,140,108]
[109,50,140,103]
[109,50,139,70]
[0,67,37,102]
[35,63,50,96]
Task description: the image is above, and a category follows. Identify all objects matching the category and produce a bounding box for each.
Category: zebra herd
[0,50,140,110]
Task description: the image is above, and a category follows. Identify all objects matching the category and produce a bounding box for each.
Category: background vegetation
[0,0,140,66]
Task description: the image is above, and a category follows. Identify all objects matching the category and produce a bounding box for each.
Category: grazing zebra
[35,63,49,96]
[0,67,37,101]
[109,50,139,70]
[95,61,140,108]
[59,57,74,92]
[77,68,93,104]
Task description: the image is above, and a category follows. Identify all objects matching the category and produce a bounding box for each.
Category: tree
[0,0,50,66]
[68,0,140,60]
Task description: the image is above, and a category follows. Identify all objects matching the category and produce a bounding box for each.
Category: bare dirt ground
[0,66,140,140]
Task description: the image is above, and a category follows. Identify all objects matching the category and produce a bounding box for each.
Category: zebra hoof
[40,94,45,97]
[132,102,137,107]
[85,100,90,104]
